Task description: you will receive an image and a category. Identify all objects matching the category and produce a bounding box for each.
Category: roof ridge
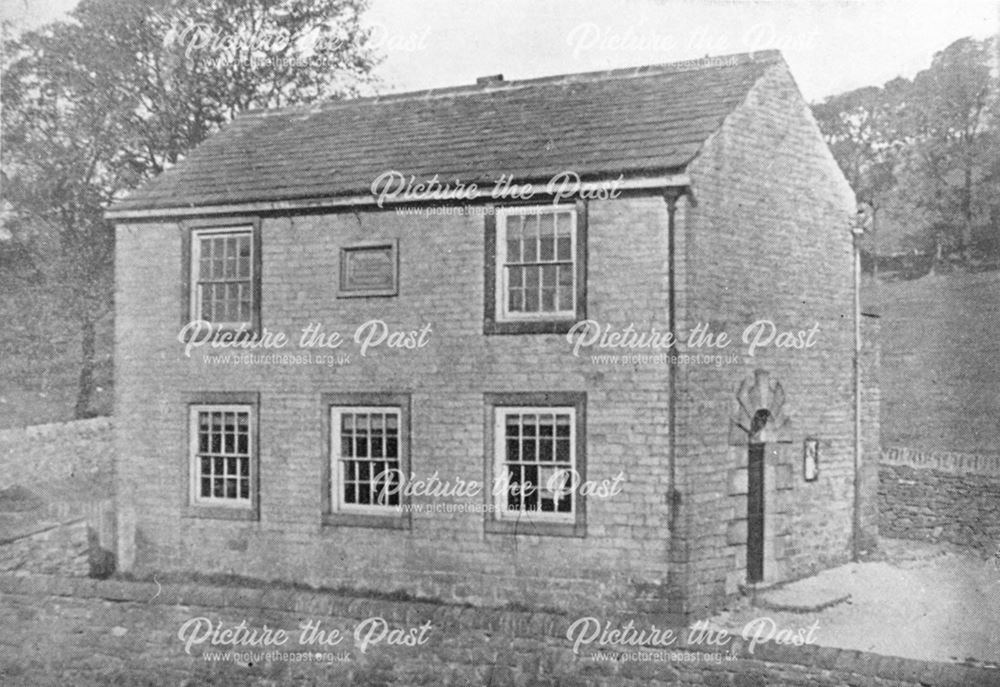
[240,50,784,119]
[108,49,790,216]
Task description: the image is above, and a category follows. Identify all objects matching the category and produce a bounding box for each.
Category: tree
[903,37,999,262]
[2,0,379,417]
[813,79,908,207]
[813,36,1000,268]
[813,78,910,267]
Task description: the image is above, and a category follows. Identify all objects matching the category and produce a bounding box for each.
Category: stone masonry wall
[2,573,996,686]
[114,197,676,613]
[0,520,90,576]
[0,419,115,577]
[676,59,861,614]
[879,446,1000,551]
[0,418,112,489]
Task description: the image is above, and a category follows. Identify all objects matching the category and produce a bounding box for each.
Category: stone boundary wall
[880,446,1000,476]
[0,419,115,575]
[0,417,113,487]
[879,446,1000,549]
[0,520,90,576]
[0,573,995,686]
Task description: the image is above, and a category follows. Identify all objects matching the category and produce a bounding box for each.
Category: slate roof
[110,50,784,214]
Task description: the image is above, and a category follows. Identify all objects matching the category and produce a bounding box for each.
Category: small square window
[338,240,398,297]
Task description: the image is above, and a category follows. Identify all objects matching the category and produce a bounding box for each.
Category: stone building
[107,50,877,617]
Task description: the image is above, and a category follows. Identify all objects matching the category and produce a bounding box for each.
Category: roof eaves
[105,172,693,220]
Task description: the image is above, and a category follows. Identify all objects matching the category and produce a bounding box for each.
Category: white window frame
[330,405,404,516]
[495,205,577,323]
[189,403,254,508]
[493,406,577,523]
[189,225,255,328]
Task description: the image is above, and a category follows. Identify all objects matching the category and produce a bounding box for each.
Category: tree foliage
[813,36,999,265]
[2,0,379,417]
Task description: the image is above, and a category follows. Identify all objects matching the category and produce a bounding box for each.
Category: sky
[1,0,997,102]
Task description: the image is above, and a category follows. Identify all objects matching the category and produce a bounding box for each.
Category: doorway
[747,442,765,583]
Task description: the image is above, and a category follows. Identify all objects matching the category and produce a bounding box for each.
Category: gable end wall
[675,61,860,613]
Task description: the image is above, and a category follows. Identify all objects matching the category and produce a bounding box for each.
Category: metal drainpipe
[665,187,690,614]
[666,190,679,535]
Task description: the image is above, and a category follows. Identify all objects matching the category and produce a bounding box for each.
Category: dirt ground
[707,537,1000,666]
